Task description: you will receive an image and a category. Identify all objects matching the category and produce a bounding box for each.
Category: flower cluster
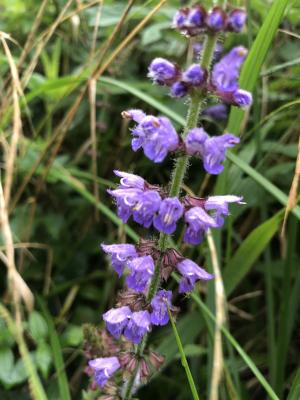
[173,5,246,35]
[86,3,250,396]
[148,46,252,106]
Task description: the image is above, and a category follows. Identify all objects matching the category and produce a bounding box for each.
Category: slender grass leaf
[223,210,284,295]
[227,0,289,134]
[287,368,300,400]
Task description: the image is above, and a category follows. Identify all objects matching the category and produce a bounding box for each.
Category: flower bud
[148,351,165,370]
[227,9,247,32]
[206,7,227,32]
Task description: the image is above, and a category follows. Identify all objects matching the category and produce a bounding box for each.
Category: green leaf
[28,311,48,342]
[36,342,52,379]
[287,368,300,400]
[0,347,14,385]
[61,325,83,347]
[227,0,289,134]
[223,210,284,296]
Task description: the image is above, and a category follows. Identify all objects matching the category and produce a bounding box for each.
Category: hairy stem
[123,33,217,400]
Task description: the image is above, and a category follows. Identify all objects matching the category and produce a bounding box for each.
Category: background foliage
[0,0,299,399]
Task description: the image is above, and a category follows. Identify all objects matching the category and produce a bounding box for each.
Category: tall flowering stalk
[85,4,251,399]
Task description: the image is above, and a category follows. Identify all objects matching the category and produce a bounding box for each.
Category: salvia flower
[204,195,245,227]
[153,197,184,234]
[132,191,162,228]
[114,170,145,190]
[103,306,132,339]
[227,9,247,32]
[182,64,206,86]
[125,111,179,162]
[170,81,189,98]
[150,290,172,326]
[148,58,179,85]
[124,311,151,344]
[202,104,228,120]
[206,7,227,32]
[126,256,154,293]
[176,259,213,293]
[184,206,219,245]
[101,243,137,277]
[173,6,206,36]
[185,128,240,174]
[89,357,120,388]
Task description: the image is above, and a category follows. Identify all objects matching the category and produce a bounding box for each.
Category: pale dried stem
[207,229,226,400]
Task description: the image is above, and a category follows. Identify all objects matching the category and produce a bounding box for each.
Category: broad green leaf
[28,311,48,342]
[36,342,52,379]
[223,210,284,296]
[227,0,289,134]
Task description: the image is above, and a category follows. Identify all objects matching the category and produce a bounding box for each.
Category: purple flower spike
[176,259,213,293]
[232,89,252,107]
[203,133,240,175]
[124,311,151,344]
[205,195,245,227]
[114,170,145,190]
[184,207,218,245]
[101,243,137,276]
[126,255,154,293]
[148,58,179,85]
[206,7,227,32]
[154,197,184,234]
[183,64,206,86]
[185,128,209,157]
[202,104,228,121]
[170,81,189,98]
[132,191,161,228]
[150,290,172,326]
[228,9,247,33]
[103,306,132,339]
[89,357,120,388]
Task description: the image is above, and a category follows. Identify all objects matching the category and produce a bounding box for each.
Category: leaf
[36,341,52,379]
[223,210,284,296]
[28,311,48,342]
[227,0,289,134]
[287,368,300,400]
[0,347,14,385]
[61,325,83,347]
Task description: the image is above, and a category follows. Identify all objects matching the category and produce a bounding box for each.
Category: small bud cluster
[86,3,251,397]
[173,5,246,36]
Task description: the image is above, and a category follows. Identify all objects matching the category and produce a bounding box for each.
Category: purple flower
[153,197,183,234]
[101,243,137,276]
[212,46,248,92]
[122,109,146,123]
[89,357,120,388]
[150,290,172,326]
[173,6,206,36]
[203,133,240,174]
[172,8,189,29]
[205,195,245,227]
[103,306,132,339]
[232,89,252,107]
[184,207,218,245]
[126,256,154,293]
[176,259,213,293]
[132,191,161,228]
[228,9,247,32]
[113,170,145,190]
[187,5,206,28]
[124,311,151,344]
[108,187,142,223]
[148,58,179,85]
[170,81,189,98]
[193,42,223,61]
[185,128,209,158]
[182,64,206,86]
[202,104,228,120]
[206,7,227,31]
[131,114,179,162]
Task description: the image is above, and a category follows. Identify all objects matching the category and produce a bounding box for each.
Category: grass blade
[167,307,200,400]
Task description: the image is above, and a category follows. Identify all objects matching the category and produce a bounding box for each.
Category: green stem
[123,33,218,400]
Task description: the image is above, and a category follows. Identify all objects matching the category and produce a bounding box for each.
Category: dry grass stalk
[207,229,226,400]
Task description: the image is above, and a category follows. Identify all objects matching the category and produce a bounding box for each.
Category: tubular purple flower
[172,7,189,29]
[113,170,145,190]
[173,6,206,36]
[228,9,247,33]
[176,259,213,293]
[124,311,151,344]
[187,5,206,29]
[126,255,154,293]
[150,290,172,326]
[89,357,120,388]
[202,104,228,120]
[182,64,206,86]
[148,58,179,85]
[206,7,227,32]
[205,195,245,227]
[101,243,137,277]
[184,206,219,245]
[122,109,146,124]
[132,191,161,228]
[153,197,184,234]
[170,81,189,98]
[103,306,132,339]
[131,115,179,162]
[203,133,240,174]
[108,187,142,223]
[232,89,253,107]
[185,127,209,157]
